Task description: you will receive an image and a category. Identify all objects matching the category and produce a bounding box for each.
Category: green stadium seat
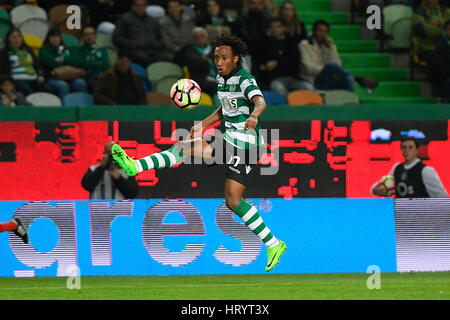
[341,53,391,69]
[300,12,348,25]
[105,47,117,65]
[0,18,12,40]
[347,68,407,81]
[324,90,360,105]
[382,4,413,50]
[147,61,183,86]
[96,33,113,49]
[62,33,80,47]
[360,97,437,104]
[155,75,180,95]
[306,25,361,40]
[335,40,377,52]
[293,0,331,13]
[0,7,9,20]
[383,4,413,36]
[388,17,412,50]
[355,82,421,98]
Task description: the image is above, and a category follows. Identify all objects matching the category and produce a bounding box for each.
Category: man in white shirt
[371,137,448,198]
[299,19,378,92]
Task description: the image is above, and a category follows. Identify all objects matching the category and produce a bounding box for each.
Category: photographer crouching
[81,141,139,199]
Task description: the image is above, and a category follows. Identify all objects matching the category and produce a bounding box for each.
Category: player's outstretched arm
[190,106,223,138]
[245,95,266,131]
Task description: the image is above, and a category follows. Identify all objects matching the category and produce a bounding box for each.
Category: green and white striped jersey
[217,67,264,149]
[8,52,38,81]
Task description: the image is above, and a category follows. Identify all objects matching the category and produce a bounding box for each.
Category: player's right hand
[190,124,203,139]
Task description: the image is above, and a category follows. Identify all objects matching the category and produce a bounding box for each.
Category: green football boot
[111,144,138,177]
[265,240,287,272]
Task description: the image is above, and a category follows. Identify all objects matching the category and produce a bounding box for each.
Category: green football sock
[233,200,280,248]
[136,145,184,172]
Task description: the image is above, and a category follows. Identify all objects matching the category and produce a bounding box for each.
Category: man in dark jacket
[112,0,168,67]
[93,50,147,105]
[252,17,313,95]
[81,141,139,199]
[173,27,217,97]
[429,20,450,100]
[236,0,272,58]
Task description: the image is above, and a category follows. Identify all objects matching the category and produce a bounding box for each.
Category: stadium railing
[0,104,449,122]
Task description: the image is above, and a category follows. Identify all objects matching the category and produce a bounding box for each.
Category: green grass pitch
[0,272,449,300]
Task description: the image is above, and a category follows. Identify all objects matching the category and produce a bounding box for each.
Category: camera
[105,155,117,169]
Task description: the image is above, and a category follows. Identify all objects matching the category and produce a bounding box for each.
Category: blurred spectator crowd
[0,0,449,107]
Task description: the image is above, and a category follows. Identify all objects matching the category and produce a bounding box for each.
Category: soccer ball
[170,78,202,110]
[382,175,395,190]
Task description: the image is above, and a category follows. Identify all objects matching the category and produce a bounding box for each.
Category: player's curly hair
[211,34,248,58]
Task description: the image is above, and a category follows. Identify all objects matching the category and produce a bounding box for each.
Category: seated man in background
[173,27,217,97]
[371,137,448,198]
[93,50,147,105]
[79,25,111,92]
[253,17,313,97]
[160,0,196,60]
[429,19,450,100]
[81,141,139,200]
[0,76,31,106]
[112,0,168,67]
[299,20,378,92]
[412,0,450,65]
[236,0,273,61]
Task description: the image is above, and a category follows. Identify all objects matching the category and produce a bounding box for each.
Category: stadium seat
[23,33,43,56]
[18,18,50,43]
[146,5,165,20]
[0,18,12,40]
[146,61,183,87]
[299,12,348,25]
[26,92,62,107]
[323,90,360,105]
[146,92,172,105]
[49,4,84,39]
[341,53,391,69]
[262,90,286,105]
[131,63,151,92]
[387,17,412,50]
[154,75,180,95]
[0,7,9,20]
[61,33,80,47]
[62,92,93,106]
[360,96,438,104]
[198,92,213,106]
[383,4,413,38]
[97,21,115,35]
[105,47,117,65]
[287,90,323,106]
[354,81,421,98]
[305,24,361,40]
[346,68,407,81]
[335,40,377,53]
[96,33,113,48]
[289,0,332,13]
[10,4,47,27]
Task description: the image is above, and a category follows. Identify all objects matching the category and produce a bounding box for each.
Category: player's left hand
[244,115,258,131]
